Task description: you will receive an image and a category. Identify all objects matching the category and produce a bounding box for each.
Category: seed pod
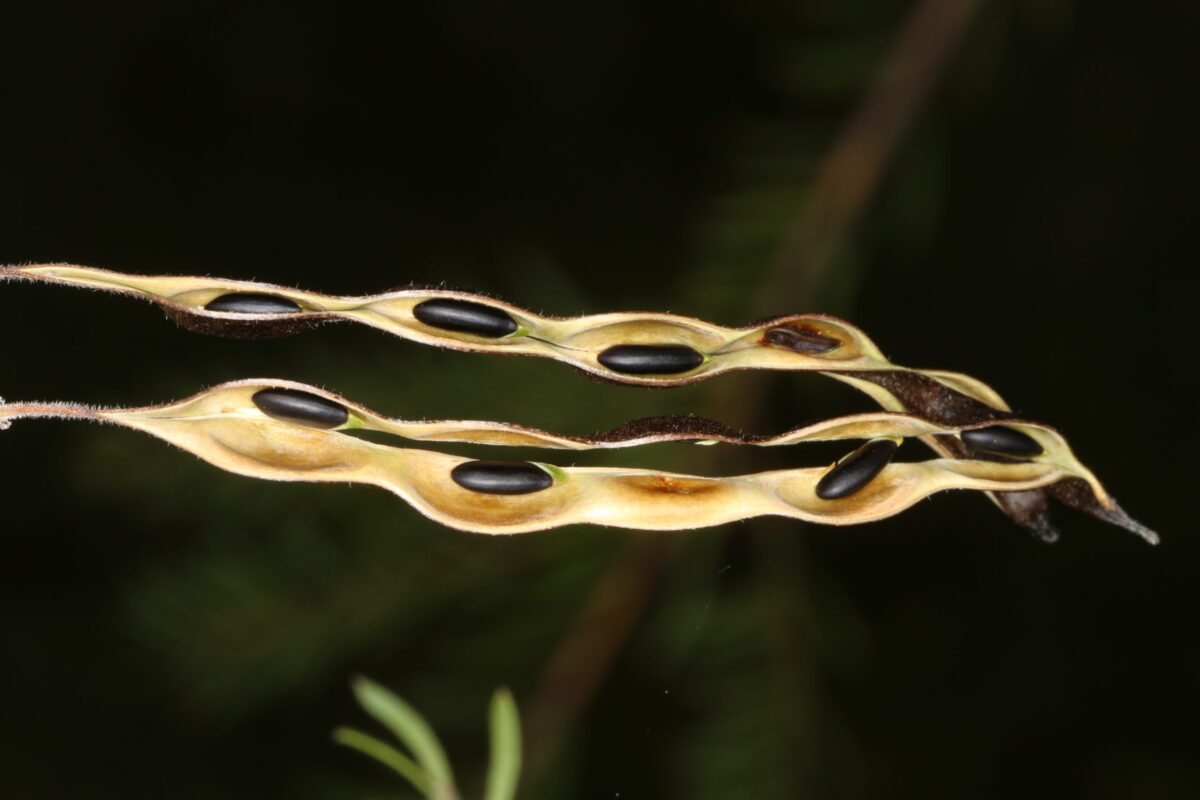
[451,460,555,495]
[961,425,1043,458]
[252,388,349,429]
[413,298,518,337]
[816,439,899,500]
[205,293,303,314]
[597,345,705,375]
[763,325,841,354]
[3,264,899,386]
[0,381,1151,539]
[0,264,1155,540]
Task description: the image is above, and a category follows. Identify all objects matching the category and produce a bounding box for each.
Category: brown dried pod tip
[0,264,1156,543]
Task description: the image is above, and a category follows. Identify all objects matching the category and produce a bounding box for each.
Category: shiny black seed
[597,345,705,375]
[763,325,841,354]
[816,439,899,500]
[961,425,1043,458]
[205,293,303,314]
[252,388,349,429]
[451,460,554,495]
[412,299,518,337]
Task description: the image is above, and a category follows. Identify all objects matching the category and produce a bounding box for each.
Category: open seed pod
[1,264,1154,541]
[1,263,942,384]
[0,380,1155,541]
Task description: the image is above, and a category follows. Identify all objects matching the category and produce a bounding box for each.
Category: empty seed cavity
[960,425,1043,458]
[597,344,705,375]
[412,298,519,337]
[763,325,841,354]
[451,460,555,495]
[251,388,350,429]
[205,293,303,314]
[816,439,899,500]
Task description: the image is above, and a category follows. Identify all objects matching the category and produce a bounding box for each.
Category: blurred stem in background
[520,0,982,793]
[764,0,981,315]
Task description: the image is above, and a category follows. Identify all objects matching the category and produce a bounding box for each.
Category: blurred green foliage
[333,677,525,800]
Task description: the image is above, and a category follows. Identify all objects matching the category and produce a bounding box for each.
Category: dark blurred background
[0,1,1195,798]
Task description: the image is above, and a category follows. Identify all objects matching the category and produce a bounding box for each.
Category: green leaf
[352,677,459,800]
[332,726,430,794]
[484,688,522,800]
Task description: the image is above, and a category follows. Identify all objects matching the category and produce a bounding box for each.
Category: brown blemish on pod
[632,475,723,496]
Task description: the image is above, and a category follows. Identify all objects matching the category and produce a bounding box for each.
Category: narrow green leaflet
[338,680,525,800]
[352,677,460,800]
[333,726,431,795]
[485,689,522,800]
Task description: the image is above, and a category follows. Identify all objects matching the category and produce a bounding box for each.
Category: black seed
[763,325,841,354]
[961,425,1043,458]
[252,388,349,429]
[205,293,303,314]
[597,345,705,375]
[451,460,554,495]
[412,298,518,337]
[816,439,899,500]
